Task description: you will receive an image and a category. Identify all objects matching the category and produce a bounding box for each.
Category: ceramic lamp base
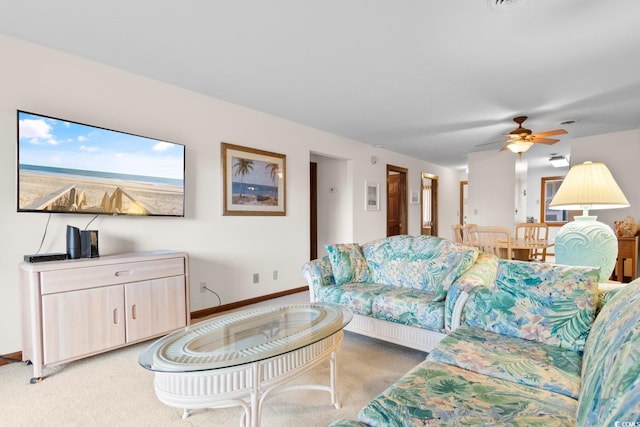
[554,216,617,282]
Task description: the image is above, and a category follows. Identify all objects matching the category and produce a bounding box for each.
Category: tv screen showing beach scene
[17,110,185,217]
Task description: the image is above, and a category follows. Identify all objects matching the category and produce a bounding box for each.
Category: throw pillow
[465,260,600,351]
[325,243,371,285]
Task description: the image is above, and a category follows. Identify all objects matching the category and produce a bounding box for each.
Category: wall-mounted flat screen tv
[17,110,185,217]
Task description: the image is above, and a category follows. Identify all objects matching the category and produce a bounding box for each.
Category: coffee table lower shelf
[152,330,344,427]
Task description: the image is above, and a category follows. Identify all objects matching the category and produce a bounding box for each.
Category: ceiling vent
[488,0,526,11]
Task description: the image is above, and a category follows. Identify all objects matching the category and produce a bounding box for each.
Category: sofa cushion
[315,282,389,316]
[362,235,479,301]
[357,360,578,427]
[577,278,640,426]
[370,288,445,333]
[325,243,371,285]
[464,260,600,351]
[429,324,582,399]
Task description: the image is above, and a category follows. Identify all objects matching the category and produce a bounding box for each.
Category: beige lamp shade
[550,161,629,282]
[549,161,629,214]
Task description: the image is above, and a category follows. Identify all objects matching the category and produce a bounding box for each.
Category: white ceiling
[2,0,640,170]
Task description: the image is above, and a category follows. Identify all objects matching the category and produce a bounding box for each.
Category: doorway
[310,162,317,260]
[309,154,350,260]
[387,165,408,236]
[421,173,438,236]
[459,180,468,225]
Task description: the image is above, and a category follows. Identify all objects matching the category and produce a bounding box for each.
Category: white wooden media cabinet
[20,250,190,383]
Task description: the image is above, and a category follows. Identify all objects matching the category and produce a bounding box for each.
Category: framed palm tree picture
[221,142,286,216]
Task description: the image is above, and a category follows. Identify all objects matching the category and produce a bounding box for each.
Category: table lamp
[549,161,630,281]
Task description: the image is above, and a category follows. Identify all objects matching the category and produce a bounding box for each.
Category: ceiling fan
[499,116,568,154]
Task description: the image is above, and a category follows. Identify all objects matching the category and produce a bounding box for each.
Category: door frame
[421,172,438,236]
[310,161,317,260]
[459,180,468,225]
[386,164,408,236]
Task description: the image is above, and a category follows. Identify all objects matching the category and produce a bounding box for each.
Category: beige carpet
[1,330,425,426]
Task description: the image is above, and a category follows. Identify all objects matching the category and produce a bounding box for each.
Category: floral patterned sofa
[330,261,640,426]
[301,235,498,352]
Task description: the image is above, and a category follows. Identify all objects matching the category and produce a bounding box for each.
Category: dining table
[506,239,554,261]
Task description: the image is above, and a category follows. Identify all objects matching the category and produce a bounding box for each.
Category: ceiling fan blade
[532,129,568,138]
[531,137,560,144]
[474,140,504,147]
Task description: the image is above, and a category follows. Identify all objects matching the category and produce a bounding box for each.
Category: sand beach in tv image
[19,171,184,216]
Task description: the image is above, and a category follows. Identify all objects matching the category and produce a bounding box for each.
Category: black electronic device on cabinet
[23,253,67,263]
[80,230,99,258]
[66,225,81,259]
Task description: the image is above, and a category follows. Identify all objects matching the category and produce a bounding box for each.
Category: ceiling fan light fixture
[507,140,534,154]
[549,155,570,167]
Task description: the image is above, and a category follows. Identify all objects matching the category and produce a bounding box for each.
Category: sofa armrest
[448,291,470,332]
[444,252,499,332]
[301,256,336,302]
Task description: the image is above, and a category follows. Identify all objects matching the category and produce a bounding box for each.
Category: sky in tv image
[18,111,184,183]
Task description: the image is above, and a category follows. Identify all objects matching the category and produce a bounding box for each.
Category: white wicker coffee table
[139,303,352,427]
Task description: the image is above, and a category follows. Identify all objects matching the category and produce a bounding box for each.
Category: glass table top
[139,303,352,372]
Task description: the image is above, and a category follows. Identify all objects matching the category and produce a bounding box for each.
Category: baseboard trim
[190,286,309,320]
[0,351,22,366]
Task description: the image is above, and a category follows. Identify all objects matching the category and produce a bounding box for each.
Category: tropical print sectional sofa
[301,235,497,352]
[329,259,640,426]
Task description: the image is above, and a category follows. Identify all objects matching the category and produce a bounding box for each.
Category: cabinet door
[125,276,187,343]
[42,285,125,365]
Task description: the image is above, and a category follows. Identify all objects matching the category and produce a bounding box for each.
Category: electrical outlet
[273,270,278,280]
[200,281,206,293]
[253,273,260,284]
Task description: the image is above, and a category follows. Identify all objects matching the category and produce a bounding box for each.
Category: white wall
[0,35,459,354]
[466,150,517,228]
[310,148,460,258]
[311,153,352,255]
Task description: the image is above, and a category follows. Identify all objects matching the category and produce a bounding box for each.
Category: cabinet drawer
[40,258,185,294]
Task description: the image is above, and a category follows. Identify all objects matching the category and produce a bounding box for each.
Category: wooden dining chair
[515,222,549,261]
[451,224,465,243]
[464,223,478,245]
[467,225,512,259]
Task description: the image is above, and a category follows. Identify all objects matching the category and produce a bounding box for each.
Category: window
[540,176,570,224]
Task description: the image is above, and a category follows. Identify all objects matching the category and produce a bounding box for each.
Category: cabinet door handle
[131,304,137,320]
[113,308,119,324]
[115,270,133,277]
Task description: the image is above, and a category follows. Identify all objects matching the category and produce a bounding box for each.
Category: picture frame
[221,142,286,216]
[365,181,380,211]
